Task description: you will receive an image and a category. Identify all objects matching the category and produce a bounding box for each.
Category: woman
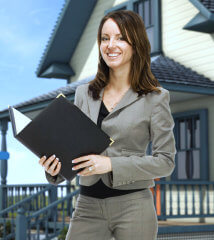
[39,10,176,240]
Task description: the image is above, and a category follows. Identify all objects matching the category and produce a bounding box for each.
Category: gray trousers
[66,188,158,240]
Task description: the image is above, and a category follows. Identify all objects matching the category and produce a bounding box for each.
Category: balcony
[0,180,214,239]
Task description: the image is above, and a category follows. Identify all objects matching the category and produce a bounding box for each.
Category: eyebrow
[101,33,122,36]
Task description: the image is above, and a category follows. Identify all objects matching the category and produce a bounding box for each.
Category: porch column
[0,119,8,211]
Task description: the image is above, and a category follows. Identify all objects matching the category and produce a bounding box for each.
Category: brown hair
[88,10,161,100]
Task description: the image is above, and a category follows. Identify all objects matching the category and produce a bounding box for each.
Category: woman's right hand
[39,154,61,176]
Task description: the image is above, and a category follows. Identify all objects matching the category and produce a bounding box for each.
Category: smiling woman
[100,18,133,73]
[43,9,176,240]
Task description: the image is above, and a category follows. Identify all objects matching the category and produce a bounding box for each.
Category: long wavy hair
[88,10,161,100]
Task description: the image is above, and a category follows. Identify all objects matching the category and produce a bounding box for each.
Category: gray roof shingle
[151,55,214,87]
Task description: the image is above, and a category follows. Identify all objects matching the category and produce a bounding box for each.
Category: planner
[9,94,114,180]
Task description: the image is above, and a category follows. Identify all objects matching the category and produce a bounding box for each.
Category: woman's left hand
[72,154,112,176]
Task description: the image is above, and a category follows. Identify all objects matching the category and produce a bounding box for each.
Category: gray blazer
[46,83,177,190]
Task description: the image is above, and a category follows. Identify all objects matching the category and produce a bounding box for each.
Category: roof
[36,0,97,79]
[184,0,214,33]
[200,0,214,13]
[151,55,214,87]
[1,54,214,120]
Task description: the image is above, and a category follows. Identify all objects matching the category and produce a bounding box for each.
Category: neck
[108,68,130,92]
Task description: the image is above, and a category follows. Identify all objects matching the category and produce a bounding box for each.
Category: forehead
[101,18,121,35]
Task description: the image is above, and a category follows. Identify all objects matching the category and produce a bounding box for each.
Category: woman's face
[100,18,133,71]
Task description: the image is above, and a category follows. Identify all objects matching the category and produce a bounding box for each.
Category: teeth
[108,53,120,57]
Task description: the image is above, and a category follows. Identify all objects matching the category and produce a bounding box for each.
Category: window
[172,109,209,180]
[106,0,162,55]
[133,0,155,52]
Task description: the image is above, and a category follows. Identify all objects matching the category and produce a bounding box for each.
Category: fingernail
[52,154,56,158]
[43,156,46,159]
[56,158,59,161]
[72,167,75,170]
[72,160,75,163]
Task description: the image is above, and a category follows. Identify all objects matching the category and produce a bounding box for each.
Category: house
[0,0,214,239]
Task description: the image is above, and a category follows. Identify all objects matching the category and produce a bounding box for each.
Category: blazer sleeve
[45,85,83,185]
[110,89,177,188]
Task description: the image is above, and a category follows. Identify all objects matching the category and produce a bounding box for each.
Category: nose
[108,38,116,49]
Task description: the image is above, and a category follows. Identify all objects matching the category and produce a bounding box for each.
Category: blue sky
[0,0,66,184]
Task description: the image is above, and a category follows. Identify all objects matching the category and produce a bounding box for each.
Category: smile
[107,53,121,59]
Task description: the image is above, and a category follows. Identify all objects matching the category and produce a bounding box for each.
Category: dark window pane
[195,118,200,148]
[150,0,154,25]
[185,150,194,179]
[144,0,150,27]
[177,151,187,179]
[179,120,186,150]
[133,2,138,13]
[146,27,154,53]
[177,150,199,180]
[192,150,200,179]
[138,1,144,19]
[187,118,193,149]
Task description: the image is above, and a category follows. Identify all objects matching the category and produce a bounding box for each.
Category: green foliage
[0,220,15,239]
[58,226,68,240]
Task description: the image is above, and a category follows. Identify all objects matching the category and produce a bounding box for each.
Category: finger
[72,155,93,164]
[52,162,61,176]
[43,154,56,169]
[72,160,92,171]
[78,166,95,176]
[39,156,47,165]
[47,158,59,173]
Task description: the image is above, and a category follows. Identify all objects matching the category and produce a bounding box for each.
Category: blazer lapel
[88,86,140,124]
[107,87,140,118]
[88,87,104,124]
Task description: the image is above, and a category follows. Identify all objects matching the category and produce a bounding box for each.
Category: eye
[119,36,125,41]
[101,37,108,41]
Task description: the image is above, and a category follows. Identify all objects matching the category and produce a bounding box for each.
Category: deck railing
[153,180,214,220]
[0,182,76,210]
[1,180,214,239]
[0,184,50,210]
[0,183,78,240]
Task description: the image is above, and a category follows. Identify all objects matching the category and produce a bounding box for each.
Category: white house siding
[69,0,115,83]
[162,0,214,81]
[170,95,214,181]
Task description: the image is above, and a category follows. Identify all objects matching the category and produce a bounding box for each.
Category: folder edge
[56,93,66,98]
[109,138,114,146]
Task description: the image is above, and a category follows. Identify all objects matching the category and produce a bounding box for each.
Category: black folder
[9,94,114,181]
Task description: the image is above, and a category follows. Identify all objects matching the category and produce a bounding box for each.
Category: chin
[106,62,122,69]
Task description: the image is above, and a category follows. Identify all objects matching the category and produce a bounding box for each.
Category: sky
[0,0,67,184]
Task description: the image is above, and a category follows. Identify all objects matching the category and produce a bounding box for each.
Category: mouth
[107,53,121,59]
